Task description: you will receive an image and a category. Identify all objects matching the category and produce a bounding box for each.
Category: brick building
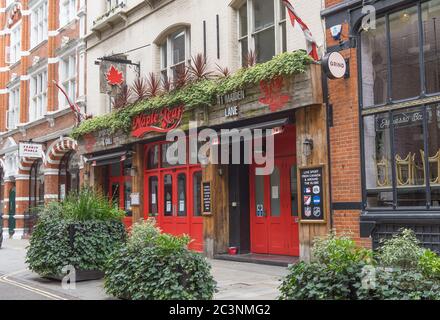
[323,0,440,252]
[0,0,86,239]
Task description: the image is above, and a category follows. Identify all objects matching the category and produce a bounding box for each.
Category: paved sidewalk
[0,239,287,300]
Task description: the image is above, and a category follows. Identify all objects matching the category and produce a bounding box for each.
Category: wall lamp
[303,138,314,158]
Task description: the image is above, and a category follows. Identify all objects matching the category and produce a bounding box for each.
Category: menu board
[202,182,212,215]
[299,166,325,223]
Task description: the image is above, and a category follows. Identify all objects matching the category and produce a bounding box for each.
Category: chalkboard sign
[202,182,212,215]
[299,166,325,223]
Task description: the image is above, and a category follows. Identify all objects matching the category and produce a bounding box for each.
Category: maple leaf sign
[259,76,290,112]
[106,65,124,86]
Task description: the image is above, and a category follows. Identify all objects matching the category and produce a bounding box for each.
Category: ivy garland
[71,51,313,140]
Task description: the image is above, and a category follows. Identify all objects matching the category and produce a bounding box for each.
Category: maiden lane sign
[132,105,184,138]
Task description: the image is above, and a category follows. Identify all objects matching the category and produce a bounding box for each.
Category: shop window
[164,174,173,216]
[270,167,281,217]
[30,70,48,121]
[361,1,440,107]
[29,159,44,210]
[59,151,80,200]
[238,0,287,66]
[160,28,189,81]
[31,0,48,48]
[364,104,440,209]
[124,180,132,217]
[149,176,159,216]
[193,171,202,217]
[147,145,159,169]
[423,0,440,94]
[177,173,187,217]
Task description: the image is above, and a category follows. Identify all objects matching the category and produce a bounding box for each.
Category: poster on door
[202,182,212,215]
[299,165,326,223]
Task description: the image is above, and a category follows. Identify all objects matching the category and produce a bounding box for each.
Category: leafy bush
[26,191,126,277]
[104,220,216,300]
[357,268,440,300]
[279,234,371,300]
[279,230,440,300]
[419,249,440,279]
[376,229,424,269]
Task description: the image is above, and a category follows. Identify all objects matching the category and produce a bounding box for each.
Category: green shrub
[279,229,440,300]
[62,187,125,221]
[104,221,216,300]
[376,229,424,269]
[357,267,440,300]
[419,249,440,279]
[279,234,371,300]
[26,192,126,277]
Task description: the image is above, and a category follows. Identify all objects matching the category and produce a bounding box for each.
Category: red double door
[145,167,203,251]
[250,156,300,256]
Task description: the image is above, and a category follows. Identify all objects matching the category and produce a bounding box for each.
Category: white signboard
[323,52,347,79]
[19,142,43,158]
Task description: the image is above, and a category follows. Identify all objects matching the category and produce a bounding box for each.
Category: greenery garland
[71,51,313,140]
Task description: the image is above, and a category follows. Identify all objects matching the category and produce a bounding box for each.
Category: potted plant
[26,188,126,281]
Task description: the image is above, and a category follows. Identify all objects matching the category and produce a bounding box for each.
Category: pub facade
[81,0,329,260]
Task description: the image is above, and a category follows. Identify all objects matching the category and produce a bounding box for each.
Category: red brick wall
[325,0,372,248]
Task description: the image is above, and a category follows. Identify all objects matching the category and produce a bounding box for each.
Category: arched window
[59,151,80,200]
[160,27,190,81]
[29,159,44,209]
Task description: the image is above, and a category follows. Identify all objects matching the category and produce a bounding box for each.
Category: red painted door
[250,156,299,256]
[145,168,203,251]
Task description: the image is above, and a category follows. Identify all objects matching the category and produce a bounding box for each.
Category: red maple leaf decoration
[259,77,290,112]
[106,65,124,86]
[84,134,96,153]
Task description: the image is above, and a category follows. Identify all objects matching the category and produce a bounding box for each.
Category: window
[361,1,440,211]
[238,0,287,66]
[193,171,202,217]
[60,0,76,27]
[30,70,47,121]
[361,1,440,107]
[364,104,440,209]
[59,151,80,200]
[7,87,20,129]
[59,54,76,108]
[31,1,48,48]
[29,159,44,210]
[160,28,189,81]
[9,24,21,64]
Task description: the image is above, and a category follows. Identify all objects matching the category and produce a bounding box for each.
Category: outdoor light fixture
[303,138,314,158]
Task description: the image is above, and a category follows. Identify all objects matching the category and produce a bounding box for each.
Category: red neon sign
[131,106,184,138]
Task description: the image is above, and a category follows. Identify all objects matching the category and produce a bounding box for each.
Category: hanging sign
[100,61,127,94]
[322,52,347,79]
[19,142,43,159]
[131,105,184,138]
[299,165,326,223]
[202,182,212,215]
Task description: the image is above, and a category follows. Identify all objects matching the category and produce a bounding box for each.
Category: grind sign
[322,52,347,79]
[299,166,325,223]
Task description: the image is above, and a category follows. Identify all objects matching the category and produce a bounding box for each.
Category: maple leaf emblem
[259,76,290,112]
[106,65,124,86]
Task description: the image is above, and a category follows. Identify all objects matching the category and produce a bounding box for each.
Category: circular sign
[322,52,347,79]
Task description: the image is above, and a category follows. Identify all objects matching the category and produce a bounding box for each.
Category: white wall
[85,0,325,116]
